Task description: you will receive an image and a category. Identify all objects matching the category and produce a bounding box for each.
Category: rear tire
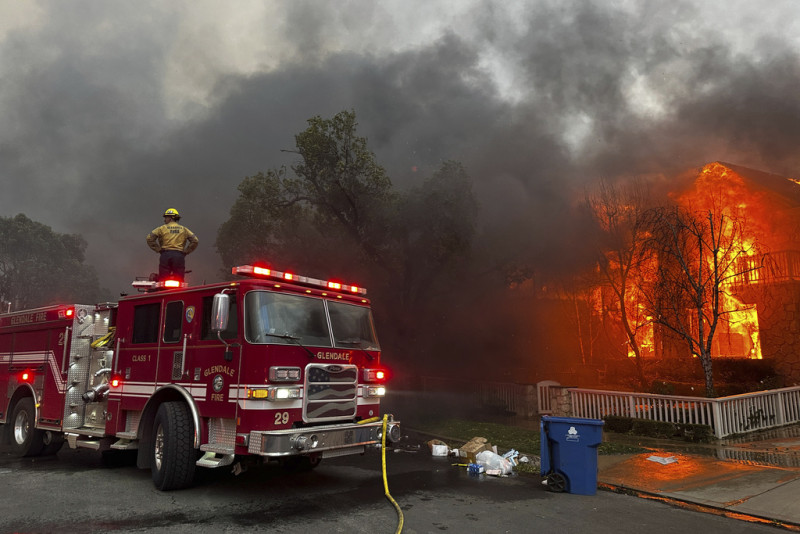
[41,431,65,456]
[10,398,45,457]
[151,402,197,491]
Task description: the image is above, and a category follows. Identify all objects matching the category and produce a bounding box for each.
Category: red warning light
[65,308,74,317]
[284,272,294,281]
[163,279,181,288]
[110,376,122,388]
[20,370,33,383]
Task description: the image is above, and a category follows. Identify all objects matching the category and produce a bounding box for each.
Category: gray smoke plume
[1,1,799,292]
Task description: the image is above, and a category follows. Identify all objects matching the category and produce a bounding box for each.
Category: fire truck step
[196,452,235,468]
[322,446,366,459]
[110,439,137,450]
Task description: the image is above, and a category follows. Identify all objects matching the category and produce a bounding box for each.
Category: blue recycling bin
[540,415,604,495]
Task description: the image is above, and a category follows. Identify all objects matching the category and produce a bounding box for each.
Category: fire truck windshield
[328,301,380,350]
[244,291,379,350]
[245,292,331,346]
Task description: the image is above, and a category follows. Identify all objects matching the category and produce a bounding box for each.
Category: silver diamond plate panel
[62,306,111,430]
[125,410,142,434]
[247,433,263,455]
[208,417,236,447]
[171,351,184,380]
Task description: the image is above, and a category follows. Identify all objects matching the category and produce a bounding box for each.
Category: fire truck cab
[0,264,399,490]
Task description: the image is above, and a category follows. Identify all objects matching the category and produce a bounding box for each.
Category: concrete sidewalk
[597,444,800,529]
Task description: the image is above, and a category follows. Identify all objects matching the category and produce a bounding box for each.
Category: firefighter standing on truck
[146,208,199,281]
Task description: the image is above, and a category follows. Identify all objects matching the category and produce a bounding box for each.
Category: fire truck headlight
[273,387,301,400]
[366,386,386,397]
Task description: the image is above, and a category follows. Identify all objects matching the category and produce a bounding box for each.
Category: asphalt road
[0,432,785,534]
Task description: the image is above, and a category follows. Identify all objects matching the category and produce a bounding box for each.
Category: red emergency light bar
[232,265,367,295]
[131,279,189,291]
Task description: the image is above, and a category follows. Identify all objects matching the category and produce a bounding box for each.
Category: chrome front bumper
[247,416,401,458]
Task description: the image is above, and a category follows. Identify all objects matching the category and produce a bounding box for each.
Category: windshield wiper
[337,339,375,361]
[264,332,315,359]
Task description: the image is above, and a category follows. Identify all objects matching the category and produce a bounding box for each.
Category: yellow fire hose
[360,415,403,532]
[382,414,404,533]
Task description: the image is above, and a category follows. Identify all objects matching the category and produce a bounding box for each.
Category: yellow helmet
[164,208,180,218]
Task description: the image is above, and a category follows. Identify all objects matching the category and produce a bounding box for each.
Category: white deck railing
[568,386,800,438]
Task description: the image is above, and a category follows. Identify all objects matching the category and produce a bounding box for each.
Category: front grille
[303,364,358,422]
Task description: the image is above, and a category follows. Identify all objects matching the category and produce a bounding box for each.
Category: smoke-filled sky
[2,1,800,294]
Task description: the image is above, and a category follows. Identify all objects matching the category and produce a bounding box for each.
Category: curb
[599,482,800,532]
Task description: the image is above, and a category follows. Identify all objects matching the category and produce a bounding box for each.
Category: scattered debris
[393,443,421,453]
[468,463,485,475]
[431,444,448,456]
[647,455,678,465]
[503,449,520,467]
[426,439,449,456]
[475,450,514,476]
[459,437,492,463]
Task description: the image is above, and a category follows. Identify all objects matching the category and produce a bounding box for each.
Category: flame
[678,163,763,359]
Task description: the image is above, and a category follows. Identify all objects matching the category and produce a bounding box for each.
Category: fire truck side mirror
[211,293,229,332]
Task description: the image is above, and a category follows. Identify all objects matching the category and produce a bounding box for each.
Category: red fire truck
[0,264,399,490]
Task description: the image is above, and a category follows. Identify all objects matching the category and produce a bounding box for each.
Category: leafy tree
[0,214,105,309]
[393,160,478,308]
[216,110,479,357]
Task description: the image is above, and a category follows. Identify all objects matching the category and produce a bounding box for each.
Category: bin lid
[541,415,604,426]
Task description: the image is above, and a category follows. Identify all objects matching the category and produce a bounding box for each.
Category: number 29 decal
[274,411,289,425]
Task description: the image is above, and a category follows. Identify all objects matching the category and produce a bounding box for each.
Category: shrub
[601,415,714,443]
[602,415,633,434]
[675,423,714,443]
[631,419,676,439]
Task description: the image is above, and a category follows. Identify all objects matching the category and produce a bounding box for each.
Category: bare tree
[646,200,764,397]
[584,179,656,390]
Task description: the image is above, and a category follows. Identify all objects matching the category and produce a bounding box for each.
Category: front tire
[151,402,197,491]
[10,398,45,457]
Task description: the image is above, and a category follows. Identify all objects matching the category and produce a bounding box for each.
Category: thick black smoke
[2,1,800,294]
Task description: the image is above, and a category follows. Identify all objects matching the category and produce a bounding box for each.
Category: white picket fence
[567,385,800,438]
[419,377,800,439]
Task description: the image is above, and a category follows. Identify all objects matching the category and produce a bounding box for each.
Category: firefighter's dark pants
[159,250,186,281]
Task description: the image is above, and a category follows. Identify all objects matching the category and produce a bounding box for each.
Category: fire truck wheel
[151,402,197,491]
[40,431,65,455]
[10,398,45,457]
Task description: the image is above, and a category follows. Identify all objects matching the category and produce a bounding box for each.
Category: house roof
[716,161,800,209]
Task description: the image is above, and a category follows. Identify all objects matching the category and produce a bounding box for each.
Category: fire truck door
[191,295,239,418]
[162,301,189,383]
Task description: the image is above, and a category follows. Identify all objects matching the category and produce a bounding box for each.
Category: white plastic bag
[475,450,513,476]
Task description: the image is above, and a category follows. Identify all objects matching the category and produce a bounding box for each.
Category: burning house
[598,162,800,389]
